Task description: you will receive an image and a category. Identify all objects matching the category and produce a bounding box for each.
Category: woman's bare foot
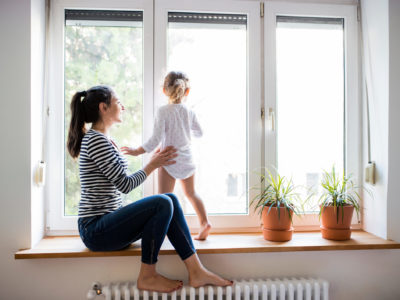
[138,263,183,293]
[189,267,233,288]
[184,253,232,288]
[137,273,183,293]
[195,223,212,240]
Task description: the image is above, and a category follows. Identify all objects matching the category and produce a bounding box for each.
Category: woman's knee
[164,193,178,203]
[156,194,174,215]
[164,193,183,210]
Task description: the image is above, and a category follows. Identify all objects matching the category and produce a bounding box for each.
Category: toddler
[122,71,211,240]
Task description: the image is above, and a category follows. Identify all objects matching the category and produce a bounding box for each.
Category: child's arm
[142,108,165,152]
[121,146,145,156]
[191,112,203,138]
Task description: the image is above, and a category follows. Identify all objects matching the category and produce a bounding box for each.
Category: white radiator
[88,278,329,300]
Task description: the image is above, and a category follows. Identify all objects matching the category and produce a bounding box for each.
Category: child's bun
[164,71,190,104]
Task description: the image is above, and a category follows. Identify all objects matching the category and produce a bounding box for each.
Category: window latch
[267,108,275,132]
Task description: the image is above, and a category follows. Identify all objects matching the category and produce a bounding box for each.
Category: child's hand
[121,146,143,156]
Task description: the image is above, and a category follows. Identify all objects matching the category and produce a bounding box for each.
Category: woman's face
[107,94,125,124]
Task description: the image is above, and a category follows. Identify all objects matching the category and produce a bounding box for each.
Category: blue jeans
[78,193,196,264]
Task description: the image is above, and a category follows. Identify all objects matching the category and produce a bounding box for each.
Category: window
[276,16,345,212]
[153,0,261,230]
[47,0,154,231]
[166,12,248,215]
[264,2,359,226]
[47,0,358,233]
[64,9,144,216]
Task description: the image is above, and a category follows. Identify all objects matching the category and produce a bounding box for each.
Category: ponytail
[67,85,113,158]
[67,91,87,158]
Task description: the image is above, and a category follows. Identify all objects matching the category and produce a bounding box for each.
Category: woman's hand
[121,146,145,156]
[143,146,178,175]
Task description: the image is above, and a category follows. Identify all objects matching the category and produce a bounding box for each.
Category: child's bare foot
[137,273,183,293]
[189,267,233,288]
[195,223,211,240]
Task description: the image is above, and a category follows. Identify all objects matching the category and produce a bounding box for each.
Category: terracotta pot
[262,206,293,242]
[320,205,354,241]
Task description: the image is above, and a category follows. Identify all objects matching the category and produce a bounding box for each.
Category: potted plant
[251,169,302,242]
[318,167,361,241]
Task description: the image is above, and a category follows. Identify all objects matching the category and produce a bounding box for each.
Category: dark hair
[163,71,190,104]
[67,85,113,158]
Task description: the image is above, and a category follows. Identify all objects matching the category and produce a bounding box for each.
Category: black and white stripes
[78,129,147,217]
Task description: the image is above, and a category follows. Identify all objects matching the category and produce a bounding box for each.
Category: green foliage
[64,25,144,216]
[318,166,362,222]
[250,168,304,221]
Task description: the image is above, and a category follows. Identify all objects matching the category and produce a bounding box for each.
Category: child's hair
[163,71,190,104]
[67,85,113,158]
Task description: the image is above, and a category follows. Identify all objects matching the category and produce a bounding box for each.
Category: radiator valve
[87,282,102,299]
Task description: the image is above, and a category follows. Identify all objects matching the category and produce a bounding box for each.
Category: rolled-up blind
[277,16,343,26]
[168,12,247,25]
[65,9,143,22]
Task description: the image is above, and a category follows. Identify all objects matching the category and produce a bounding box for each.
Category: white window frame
[46,0,154,233]
[154,0,262,232]
[46,0,360,234]
[264,2,360,229]
[47,0,261,234]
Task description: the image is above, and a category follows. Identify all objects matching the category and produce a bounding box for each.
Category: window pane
[167,13,248,215]
[276,18,344,212]
[64,15,143,216]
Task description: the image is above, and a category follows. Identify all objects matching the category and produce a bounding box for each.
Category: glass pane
[64,19,143,216]
[276,18,344,212]
[167,18,247,215]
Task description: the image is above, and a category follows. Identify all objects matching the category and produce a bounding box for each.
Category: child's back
[143,103,202,179]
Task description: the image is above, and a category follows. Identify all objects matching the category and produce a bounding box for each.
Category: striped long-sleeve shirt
[78,129,147,217]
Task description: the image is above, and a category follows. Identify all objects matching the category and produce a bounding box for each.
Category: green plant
[319,166,361,222]
[250,169,303,221]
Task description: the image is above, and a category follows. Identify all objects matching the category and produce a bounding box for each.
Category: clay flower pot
[262,206,293,242]
[320,205,354,240]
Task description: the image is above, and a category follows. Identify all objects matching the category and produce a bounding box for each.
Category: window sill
[15,230,400,259]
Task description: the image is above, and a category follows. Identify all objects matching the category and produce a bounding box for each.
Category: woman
[67,85,232,293]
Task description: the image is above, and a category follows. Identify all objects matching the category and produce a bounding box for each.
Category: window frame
[154,0,262,232]
[46,0,360,234]
[264,2,360,228]
[46,0,154,233]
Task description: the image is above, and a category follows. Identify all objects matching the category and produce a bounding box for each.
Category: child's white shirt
[142,103,203,179]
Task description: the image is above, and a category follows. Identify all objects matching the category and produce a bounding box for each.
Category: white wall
[0,0,32,250]
[387,0,400,242]
[360,0,389,239]
[2,251,400,300]
[1,0,400,299]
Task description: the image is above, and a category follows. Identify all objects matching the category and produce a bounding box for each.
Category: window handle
[268,108,275,131]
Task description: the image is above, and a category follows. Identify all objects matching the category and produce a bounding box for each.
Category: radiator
[87,278,329,300]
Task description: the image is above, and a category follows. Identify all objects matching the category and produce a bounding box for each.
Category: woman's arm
[87,135,147,194]
[87,134,176,194]
[142,146,177,175]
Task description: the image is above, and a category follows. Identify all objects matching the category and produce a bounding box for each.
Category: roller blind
[168,12,247,25]
[65,9,143,25]
[277,16,343,26]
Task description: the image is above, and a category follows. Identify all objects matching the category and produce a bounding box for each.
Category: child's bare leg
[137,263,183,292]
[183,253,233,288]
[181,175,211,240]
[158,167,176,194]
